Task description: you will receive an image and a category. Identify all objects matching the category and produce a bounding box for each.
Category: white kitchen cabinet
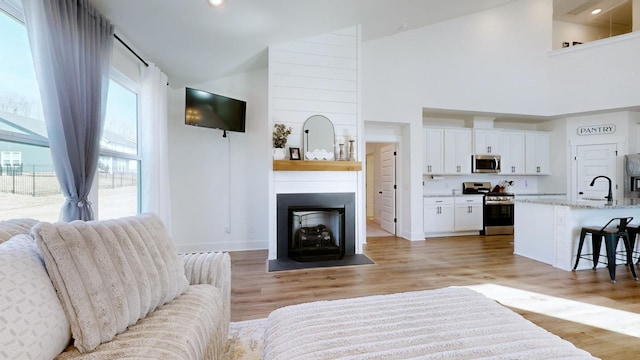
[424,128,444,174]
[500,131,526,174]
[444,128,472,174]
[473,129,502,155]
[423,197,454,233]
[454,196,483,231]
[525,132,550,175]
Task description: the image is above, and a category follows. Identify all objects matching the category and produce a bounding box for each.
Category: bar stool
[572,217,638,283]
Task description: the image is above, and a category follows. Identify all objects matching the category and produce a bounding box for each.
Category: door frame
[364,124,405,240]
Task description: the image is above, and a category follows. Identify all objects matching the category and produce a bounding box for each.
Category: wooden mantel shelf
[273,160,362,171]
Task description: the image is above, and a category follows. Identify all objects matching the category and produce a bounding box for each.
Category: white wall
[268,26,365,259]
[167,69,269,253]
[549,32,640,115]
[362,0,552,121]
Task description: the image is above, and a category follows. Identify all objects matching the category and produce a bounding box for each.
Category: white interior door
[576,144,617,200]
[380,144,396,234]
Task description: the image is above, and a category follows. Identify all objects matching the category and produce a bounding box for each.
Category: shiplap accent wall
[270,26,359,155]
[268,26,364,259]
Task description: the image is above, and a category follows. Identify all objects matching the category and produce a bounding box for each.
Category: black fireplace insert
[277,193,355,262]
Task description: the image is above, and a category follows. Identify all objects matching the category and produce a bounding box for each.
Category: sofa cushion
[32,213,189,353]
[55,284,225,360]
[0,234,71,359]
[0,218,38,244]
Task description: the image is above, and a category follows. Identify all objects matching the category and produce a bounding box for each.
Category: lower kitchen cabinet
[454,196,483,231]
[423,197,454,233]
[424,196,483,235]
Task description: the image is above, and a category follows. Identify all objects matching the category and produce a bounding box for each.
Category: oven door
[483,202,514,235]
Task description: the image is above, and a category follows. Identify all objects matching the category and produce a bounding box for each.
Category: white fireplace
[270,170,362,260]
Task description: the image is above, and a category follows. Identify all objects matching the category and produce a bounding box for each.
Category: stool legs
[573,229,588,271]
[592,234,603,269]
[627,227,639,264]
[622,235,638,281]
[604,234,618,283]
[603,234,638,283]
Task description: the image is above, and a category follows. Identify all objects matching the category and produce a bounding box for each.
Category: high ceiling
[89,0,517,88]
[89,0,632,89]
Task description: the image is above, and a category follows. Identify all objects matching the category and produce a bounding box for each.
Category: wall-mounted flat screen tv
[185,87,246,135]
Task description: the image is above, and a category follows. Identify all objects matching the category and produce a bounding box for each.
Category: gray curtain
[23,0,114,221]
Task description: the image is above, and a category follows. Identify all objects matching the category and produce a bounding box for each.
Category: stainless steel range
[483,192,515,235]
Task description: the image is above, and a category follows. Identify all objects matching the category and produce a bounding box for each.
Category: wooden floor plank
[229,235,640,358]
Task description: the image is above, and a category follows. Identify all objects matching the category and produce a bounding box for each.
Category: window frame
[95,70,143,216]
[0,3,143,218]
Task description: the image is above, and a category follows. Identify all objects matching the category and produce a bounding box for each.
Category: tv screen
[185,87,246,133]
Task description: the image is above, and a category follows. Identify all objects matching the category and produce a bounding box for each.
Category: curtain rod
[114,33,148,67]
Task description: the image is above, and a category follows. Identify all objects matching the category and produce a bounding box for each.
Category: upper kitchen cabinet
[525,131,550,175]
[500,131,525,175]
[424,128,444,175]
[473,129,501,155]
[444,128,472,175]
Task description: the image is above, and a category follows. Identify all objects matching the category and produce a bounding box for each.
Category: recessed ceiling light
[208,0,224,7]
[591,8,602,15]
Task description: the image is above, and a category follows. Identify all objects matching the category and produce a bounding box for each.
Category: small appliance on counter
[491,180,515,194]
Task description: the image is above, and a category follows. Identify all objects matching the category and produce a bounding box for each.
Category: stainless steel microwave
[472,154,501,173]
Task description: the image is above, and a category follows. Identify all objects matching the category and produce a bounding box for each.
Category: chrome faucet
[590,176,613,202]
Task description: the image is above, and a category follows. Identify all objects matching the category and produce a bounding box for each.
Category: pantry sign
[577,124,616,136]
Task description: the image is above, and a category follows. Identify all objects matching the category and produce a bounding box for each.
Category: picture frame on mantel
[289,147,301,160]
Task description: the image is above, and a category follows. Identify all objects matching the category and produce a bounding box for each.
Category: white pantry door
[380,144,396,235]
[576,144,617,200]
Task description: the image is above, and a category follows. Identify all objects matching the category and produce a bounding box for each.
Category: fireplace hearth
[277,193,355,262]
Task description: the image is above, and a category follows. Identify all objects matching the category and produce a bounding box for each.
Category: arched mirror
[303,115,335,160]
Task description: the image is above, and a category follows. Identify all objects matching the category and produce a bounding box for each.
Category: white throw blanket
[264,287,598,359]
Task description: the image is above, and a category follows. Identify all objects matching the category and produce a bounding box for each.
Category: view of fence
[0,165,137,197]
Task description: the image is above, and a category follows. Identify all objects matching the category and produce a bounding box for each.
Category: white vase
[273,148,286,160]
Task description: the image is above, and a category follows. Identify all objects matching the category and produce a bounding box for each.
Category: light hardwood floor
[229,234,640,358]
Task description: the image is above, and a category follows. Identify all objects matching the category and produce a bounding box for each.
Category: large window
[0,6,141,221]
[99,78,140,219]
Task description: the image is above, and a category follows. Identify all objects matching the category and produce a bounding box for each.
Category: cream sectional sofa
[0,214,230,360]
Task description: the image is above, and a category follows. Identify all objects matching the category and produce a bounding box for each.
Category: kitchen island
[514,197,640,271]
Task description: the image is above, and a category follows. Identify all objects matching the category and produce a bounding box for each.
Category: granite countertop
[424,193,567,198]
[423,194,484,198]
[517,197,640,209]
